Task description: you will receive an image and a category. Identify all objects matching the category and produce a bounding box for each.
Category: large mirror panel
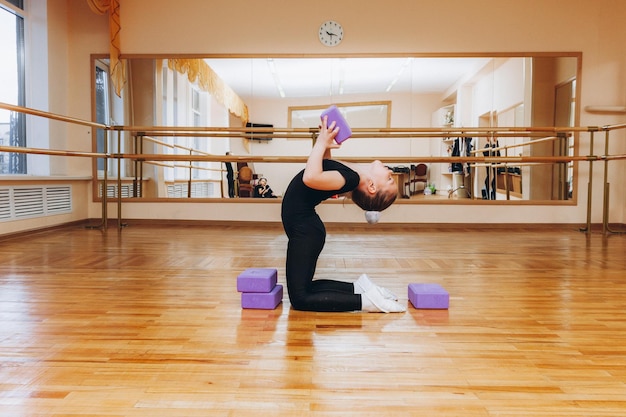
[91,54,580,202]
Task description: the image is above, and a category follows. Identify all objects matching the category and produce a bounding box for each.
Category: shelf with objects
[431,104,455,196]
[432,104,473,199]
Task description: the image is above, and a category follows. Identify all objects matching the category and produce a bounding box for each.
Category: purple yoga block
[237,268,278,293]
[241,284,283,310]
[408,283,449,309]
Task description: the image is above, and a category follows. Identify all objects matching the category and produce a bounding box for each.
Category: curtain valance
[167,59,249,125]
[87,0,125,97]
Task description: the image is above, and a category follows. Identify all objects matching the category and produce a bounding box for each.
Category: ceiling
[204,57,491,100]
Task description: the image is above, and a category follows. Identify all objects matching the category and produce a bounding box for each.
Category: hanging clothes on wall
[450,137,474,199]
[482,139,500,200]
[451,137,474,174]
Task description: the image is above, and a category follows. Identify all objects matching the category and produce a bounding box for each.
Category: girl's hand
[318,116,342,150]
[302,115,347,191]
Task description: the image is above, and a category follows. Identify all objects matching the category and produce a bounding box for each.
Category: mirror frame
[91,52,582,205]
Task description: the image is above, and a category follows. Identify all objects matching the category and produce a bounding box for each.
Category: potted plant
[424,183,437,195]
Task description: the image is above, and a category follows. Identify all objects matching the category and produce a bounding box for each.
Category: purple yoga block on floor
[241,284,283,309]
[408,283,449,309]
[237,268,278,293]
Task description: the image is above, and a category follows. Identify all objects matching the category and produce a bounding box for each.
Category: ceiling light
[338,58,346,95]
[267,59,286,98]
[386,57,413,92]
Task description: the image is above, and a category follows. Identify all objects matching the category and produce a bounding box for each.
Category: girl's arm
[302,116,345,190]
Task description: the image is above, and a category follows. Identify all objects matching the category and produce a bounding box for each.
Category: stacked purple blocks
[237,268,283,310]
[408,283,449,309]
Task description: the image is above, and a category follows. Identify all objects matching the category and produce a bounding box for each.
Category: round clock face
[318,20,343,47]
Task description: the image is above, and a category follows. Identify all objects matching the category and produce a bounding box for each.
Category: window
[94,63,110,174]
[0,0,26,174]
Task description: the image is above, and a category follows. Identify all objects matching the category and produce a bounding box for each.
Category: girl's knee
[287,292,310,311]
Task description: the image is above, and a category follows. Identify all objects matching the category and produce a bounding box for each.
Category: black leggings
[283,214,361,312]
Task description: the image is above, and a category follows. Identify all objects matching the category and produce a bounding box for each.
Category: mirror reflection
[92,54,579,202]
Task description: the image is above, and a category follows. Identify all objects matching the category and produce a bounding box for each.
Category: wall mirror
[91,53,580,203]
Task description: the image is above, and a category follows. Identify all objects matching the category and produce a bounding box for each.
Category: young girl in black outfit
[281,116,405,313]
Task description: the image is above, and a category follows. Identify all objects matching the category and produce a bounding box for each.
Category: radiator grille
[167,182,214,198]
[13,187,45,218]
[0,188,10,220]
[98,183,142,198]
[0,185,73,222]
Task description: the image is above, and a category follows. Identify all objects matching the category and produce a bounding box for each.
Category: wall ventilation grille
[0,186,72,222]
[167,182,214,198]
[98,183,142,198]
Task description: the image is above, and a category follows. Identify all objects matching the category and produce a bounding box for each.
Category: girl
[254,177,277,198]
[281,116,404,313]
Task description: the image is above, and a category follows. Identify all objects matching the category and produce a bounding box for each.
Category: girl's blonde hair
[351,187,397,212]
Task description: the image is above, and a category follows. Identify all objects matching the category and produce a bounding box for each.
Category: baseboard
[2,218,624,240]
[0,219,93,242]
[85,218,624,232]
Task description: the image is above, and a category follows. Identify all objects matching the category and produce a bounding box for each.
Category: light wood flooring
[1,222,625,416]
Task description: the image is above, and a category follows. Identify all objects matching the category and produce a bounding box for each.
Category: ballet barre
[1,101,625,235]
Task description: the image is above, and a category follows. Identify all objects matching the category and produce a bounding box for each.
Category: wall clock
[318,20,343,47]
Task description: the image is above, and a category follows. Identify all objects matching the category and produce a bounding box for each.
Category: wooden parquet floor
[0,223,625,416]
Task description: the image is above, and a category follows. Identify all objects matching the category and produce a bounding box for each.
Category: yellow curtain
[87,0,126,97]
[167,58,249,125]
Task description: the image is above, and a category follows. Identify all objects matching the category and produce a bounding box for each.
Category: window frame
[0,0,27,174]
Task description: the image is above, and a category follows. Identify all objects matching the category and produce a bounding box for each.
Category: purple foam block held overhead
[236,268,278,293]
[241,284,283,310]
[408,283,449,309]
[320,105,352,144]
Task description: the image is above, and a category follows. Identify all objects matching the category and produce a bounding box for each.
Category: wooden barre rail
[0,145,108,158]
[124,126,576,139]
[3,102,626,236]
[112,153,607,164]
[142,135,212,156]
[468,136,561,155]
[0,102,106,129]
[119,125,590,134]
[134,131,558,139]
[3,143,618,164]
[143,160,222,172]
[472,162,554,167]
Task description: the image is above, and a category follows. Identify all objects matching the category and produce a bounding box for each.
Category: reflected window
[94,64,109,174]
[158,63,227,198]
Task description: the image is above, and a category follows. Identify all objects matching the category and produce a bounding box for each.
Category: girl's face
[259,178,267,186]
[370,160,396,194]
